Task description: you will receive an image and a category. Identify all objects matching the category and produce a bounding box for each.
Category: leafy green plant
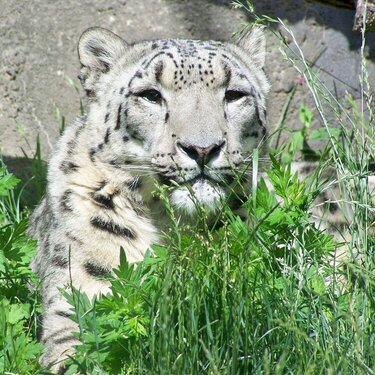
[0,164,43,374]
[59,157,353,374]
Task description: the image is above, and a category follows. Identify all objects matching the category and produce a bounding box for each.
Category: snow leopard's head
[78,27,269,214]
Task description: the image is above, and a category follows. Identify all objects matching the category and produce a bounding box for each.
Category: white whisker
[111,163,155,172]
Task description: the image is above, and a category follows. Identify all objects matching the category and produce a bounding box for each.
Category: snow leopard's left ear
[78,27,127,95]
[235,27,266,68]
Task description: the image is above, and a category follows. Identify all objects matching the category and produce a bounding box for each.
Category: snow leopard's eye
[225,90,247,102]
[137,89,162,104]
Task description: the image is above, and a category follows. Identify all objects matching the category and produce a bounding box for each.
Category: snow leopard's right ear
[235,26,266,69]
[78,27,127,95]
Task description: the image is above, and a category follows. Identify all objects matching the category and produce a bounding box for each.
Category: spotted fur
[28,26,270,372]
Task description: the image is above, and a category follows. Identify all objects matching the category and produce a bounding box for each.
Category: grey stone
[0,0,373,159]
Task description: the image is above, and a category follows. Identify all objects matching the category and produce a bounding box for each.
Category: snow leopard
[28,27,270,372]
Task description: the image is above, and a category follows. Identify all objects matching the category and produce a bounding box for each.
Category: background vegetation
[0,2,374,374]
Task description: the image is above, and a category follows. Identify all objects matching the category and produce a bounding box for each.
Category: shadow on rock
[251,0,374,56]
[2,156,47,209]
[174,0,374,59]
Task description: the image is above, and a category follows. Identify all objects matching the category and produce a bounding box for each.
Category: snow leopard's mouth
[158,171,235,188]
[168,177,226,215]
[187,173,226,185]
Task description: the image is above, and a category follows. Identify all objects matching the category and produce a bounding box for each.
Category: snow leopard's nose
[177,142,224,168]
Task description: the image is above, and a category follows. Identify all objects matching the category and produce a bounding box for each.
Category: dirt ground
[1,0,374,161]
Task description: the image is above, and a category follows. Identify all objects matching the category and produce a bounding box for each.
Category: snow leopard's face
[78,27,269,214]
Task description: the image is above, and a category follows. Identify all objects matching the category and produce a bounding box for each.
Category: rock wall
[0,0,374,158]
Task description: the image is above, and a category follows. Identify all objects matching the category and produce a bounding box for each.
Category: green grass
[0,3,374,374]
[0,161,43,374]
